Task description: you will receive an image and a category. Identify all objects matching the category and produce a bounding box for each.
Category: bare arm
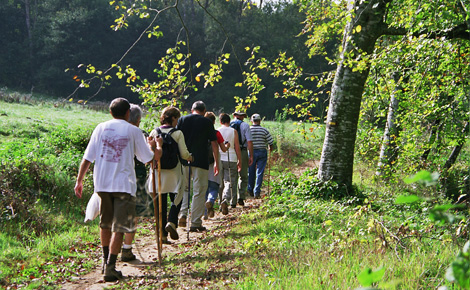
[234,132,242,172]
[247,140,254,166]
[211,140,219,176]
[219,141,229,152]
[75,159,91,199]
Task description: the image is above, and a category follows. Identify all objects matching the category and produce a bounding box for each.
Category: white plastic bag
[84,192,101,223]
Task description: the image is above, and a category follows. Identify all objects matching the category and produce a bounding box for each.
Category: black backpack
[156,128,180,169]
[230,119,246,148]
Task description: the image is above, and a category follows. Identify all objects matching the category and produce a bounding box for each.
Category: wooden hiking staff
[151,160,162,265]
[186,163,191,241]
[267,149,271,196]
[157,159,163,262]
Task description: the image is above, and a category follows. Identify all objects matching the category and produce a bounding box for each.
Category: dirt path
[60,160,317,289]
[61,197,264,290]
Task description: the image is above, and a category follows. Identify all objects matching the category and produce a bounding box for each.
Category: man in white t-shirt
[74,98,161,282]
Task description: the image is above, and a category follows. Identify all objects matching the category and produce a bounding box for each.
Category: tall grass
[0,95,109,287]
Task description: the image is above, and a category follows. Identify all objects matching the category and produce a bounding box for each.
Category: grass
[0,96,109,287]
[0,91,468,289]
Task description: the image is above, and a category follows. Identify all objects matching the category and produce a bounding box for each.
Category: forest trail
[61,197,264,290]
[60,160,317,289]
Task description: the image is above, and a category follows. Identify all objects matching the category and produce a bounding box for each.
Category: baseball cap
[251,113,261,121]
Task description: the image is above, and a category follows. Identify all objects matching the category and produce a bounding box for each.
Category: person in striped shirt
[247,114,274,198]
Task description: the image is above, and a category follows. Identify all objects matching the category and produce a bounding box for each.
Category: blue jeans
[205,180,219,205]
[248,149,268,197]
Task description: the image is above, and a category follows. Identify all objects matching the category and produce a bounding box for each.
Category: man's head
[110,97,130,120]
[129,104,143,127]
[233,111,247,120]
[191,101,206,115]
[219,113,230,125]
[251,113,261,124]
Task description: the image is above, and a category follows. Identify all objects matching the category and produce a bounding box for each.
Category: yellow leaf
[195,76,200,82]
[78,100,84,104]
[356,25,362,33]
[69,98,73,102]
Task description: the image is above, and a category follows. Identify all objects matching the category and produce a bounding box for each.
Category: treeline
[0,0,330,117]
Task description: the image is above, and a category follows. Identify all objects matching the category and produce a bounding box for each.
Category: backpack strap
[167,127,178,136]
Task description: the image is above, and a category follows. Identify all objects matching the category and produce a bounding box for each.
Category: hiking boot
[221,201,229,215]
[104,264,124,282]
[205,201,215,218]
[247,190,254,197]
[238,199,245,206]
[189,226,207,232]
[178,216,187,227]
[121,248,136,262]
[165,222,179,240]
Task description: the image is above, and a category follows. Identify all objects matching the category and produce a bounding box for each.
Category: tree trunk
[24,0,34,88]
[318,0,389,188]
[444,121,469,170]
[376,76,400,176]
[421,119,440,162]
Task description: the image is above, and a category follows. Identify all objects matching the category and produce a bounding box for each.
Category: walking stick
[151,160,162,266]
[267,149,271,196]
[227,144,233,204]
[187,163,191,241]
[157,159,163,262]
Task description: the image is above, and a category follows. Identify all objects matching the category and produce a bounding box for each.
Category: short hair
[160,106,181,125]
[129,104,142,125]
[191,101,206,113]
[205,111,216,124]
[219,113,230,124]
[109,97,130,118]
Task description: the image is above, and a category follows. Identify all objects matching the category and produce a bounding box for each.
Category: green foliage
[445,241,470,289]
[357,267,385,288]
[395,170,470,289]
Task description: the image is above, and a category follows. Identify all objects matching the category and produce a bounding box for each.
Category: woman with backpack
[147,106,193,243]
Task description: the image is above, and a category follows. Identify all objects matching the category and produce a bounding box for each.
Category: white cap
[251,113,261,121]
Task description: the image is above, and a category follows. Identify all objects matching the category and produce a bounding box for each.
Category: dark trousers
[155,193,181,237]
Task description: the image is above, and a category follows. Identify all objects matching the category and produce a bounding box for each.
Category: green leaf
[404,170,439,186]
[357,267,385,287]
[395,195,423,204]
[428,204,464,225]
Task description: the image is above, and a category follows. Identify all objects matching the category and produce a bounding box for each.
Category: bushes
[271,168,363,201]
[0,121,94,240]
[266,168,365,223]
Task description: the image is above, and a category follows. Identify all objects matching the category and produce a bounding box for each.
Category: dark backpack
[156,127,180,169]
[230,119,246,148]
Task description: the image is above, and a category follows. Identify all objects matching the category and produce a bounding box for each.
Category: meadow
[0,91,468,289]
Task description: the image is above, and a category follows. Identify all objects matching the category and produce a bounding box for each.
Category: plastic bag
[84,192,101,223]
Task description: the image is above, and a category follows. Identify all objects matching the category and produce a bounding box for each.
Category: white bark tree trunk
[318,0,389,188]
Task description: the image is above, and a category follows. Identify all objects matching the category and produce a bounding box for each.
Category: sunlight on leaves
[357,267,385,287]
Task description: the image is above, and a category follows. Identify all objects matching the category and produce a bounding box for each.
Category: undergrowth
[235,167,469,289]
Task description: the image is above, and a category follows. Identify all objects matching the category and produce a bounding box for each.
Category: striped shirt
[250,125,274,150]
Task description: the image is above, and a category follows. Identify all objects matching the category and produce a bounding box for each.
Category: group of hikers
[74,97,274,282]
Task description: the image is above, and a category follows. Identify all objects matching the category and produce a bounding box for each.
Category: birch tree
[301,0,470,188]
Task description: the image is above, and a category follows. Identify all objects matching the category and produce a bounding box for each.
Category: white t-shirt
[218,126,238,162]
[83,119,154,196]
